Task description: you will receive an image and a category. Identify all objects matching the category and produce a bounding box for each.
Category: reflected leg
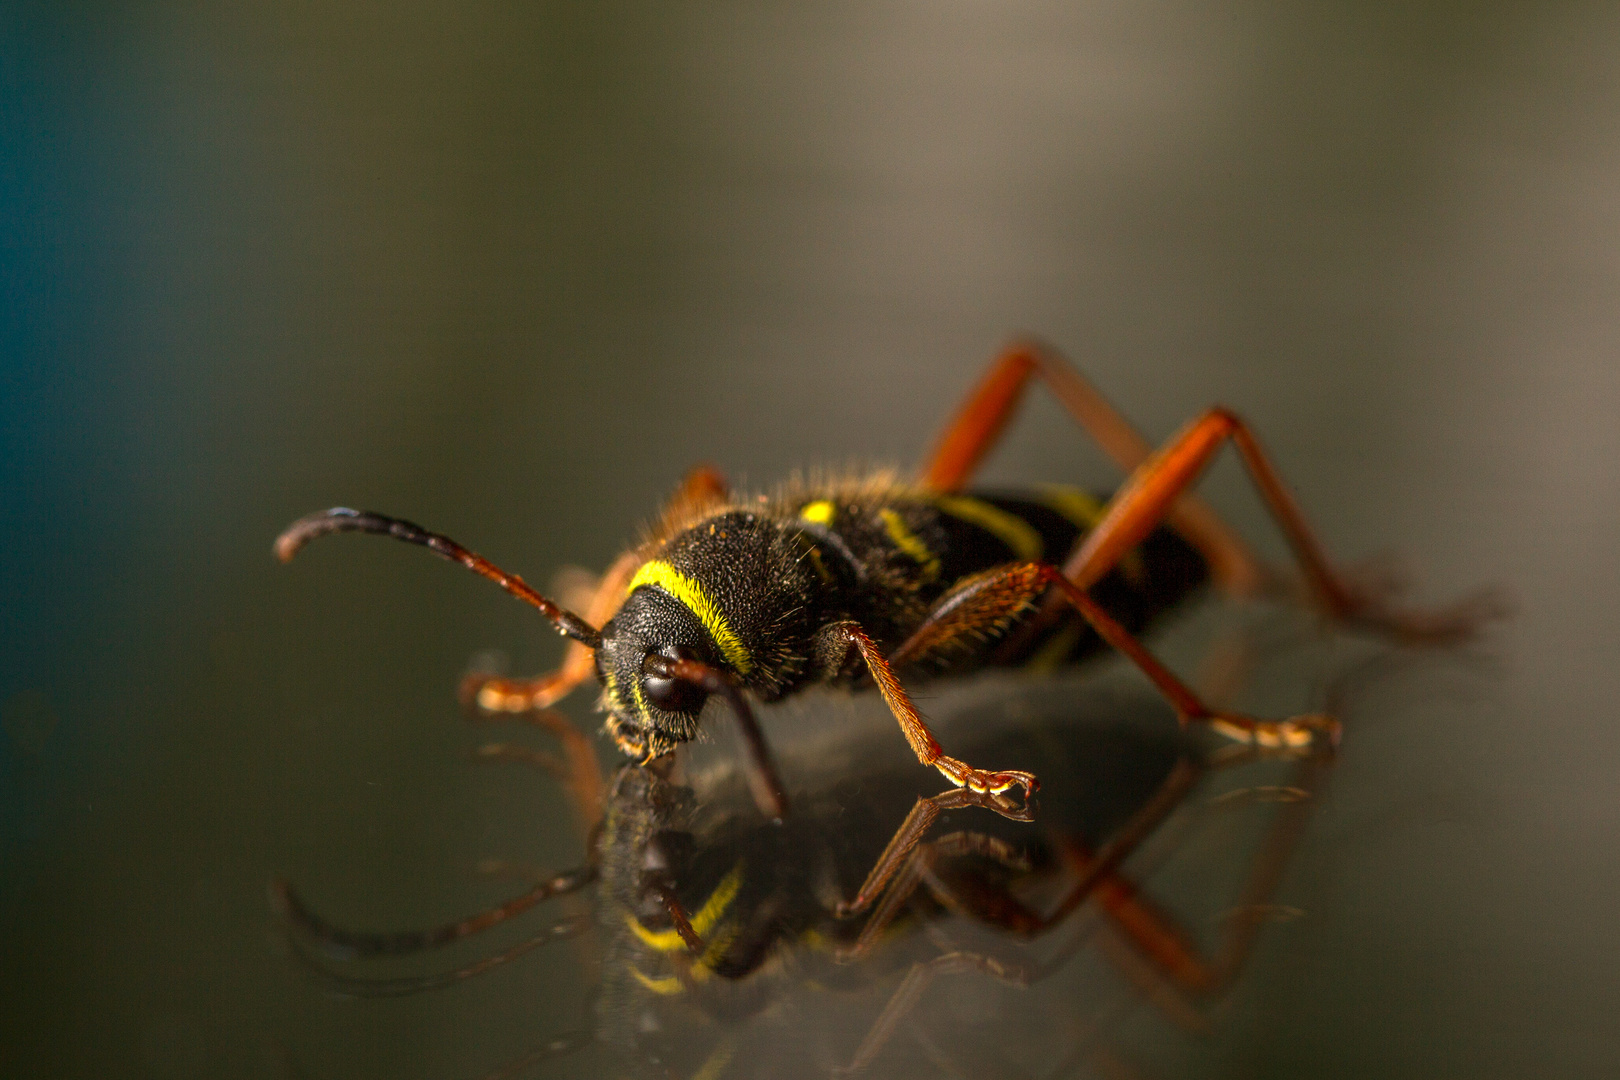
[836,747,1330,1074]
[473,707,605,836]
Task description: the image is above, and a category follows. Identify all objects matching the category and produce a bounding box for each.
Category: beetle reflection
[276,673,1329,1080]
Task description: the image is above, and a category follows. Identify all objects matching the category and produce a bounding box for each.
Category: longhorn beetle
[276,342,1498,818]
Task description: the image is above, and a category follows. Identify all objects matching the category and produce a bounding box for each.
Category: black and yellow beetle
[275,342,1496,819]
[273,340,1499,1075]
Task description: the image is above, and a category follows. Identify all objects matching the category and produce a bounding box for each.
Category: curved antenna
[270,864,598,960]
[275,508,602,648]
[279,912,593,998]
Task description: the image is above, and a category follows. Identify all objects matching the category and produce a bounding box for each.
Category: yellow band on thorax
[627,560,754,674]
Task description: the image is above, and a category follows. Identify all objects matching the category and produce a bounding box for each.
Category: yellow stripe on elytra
[799,499,836,524]
[1038,484,1145,583]
[626,862,744,953]
[880,509,941,581]
[933,496,1044,562]
[627,560,753,674]
[1038,484,1108,529]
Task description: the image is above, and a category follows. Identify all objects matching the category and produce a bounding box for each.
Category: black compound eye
[641,645,709,714]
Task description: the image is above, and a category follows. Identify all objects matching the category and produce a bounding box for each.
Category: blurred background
[4,1,1619,1076]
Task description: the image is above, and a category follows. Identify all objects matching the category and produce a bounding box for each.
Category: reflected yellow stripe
[629,966,687,995]
[626,863,744,952]
[691,1035,738,1080]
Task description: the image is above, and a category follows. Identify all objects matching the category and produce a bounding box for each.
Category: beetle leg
[919,339,1265,595]
[898,561,1340,750]
[831,622,1039,800]
[464,548,640,714]
[648,461,731,540]
[838,951,1031,1077]
[1063,407,1505,642]
[647,654,790,821]
[840,745,1330,1074]
[1068,748,1332,1004]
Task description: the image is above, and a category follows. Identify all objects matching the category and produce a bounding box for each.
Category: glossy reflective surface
[4,3,1619,1077]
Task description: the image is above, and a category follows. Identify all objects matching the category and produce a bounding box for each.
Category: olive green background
[4,2,1618,1077]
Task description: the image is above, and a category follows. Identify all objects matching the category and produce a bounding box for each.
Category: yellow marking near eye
[799,500,836,524]
[880,509,941,581]
[625,862,744,953]
[629,670,650,719]
[601,667,625,712]
[1039,484,1145,583]
[627,560,753,674]
[601,665,651,725]
[933,496,1044,562]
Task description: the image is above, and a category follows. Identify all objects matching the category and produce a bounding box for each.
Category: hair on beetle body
[275,341,1502,820]
[589,471,1208,758]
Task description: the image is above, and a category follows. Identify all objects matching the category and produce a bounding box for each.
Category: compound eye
[641,645,709,714]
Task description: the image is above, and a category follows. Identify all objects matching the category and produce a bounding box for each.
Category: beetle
[276,341,1498,818]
